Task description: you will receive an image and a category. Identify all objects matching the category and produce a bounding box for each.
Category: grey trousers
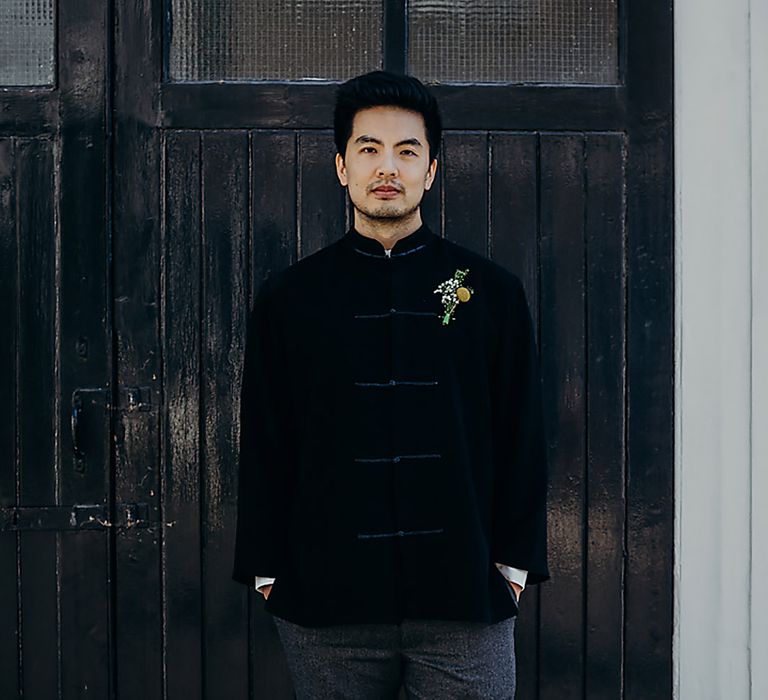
[271,614,516,700]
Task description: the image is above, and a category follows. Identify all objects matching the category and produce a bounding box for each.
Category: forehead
[350,105,427,139]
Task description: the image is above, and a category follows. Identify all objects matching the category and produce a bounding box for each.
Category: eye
[401,150,417,156]
[361,146,377,153]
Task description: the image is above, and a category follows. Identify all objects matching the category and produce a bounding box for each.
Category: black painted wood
[201,130,251,699]
[250,131,299,283]
[0,20,113,688]
[442,132,489,255]
[0,0,674,697]
[0,92,59,136]
[113,0,163,696]
[584,134,627,700]
[162,129,204,700]
[59,3,113,696]
[298,131,348,257]
[539,134,589,699]
[623,0,675,696]
[0,137,19,700]
[384,0,407,74]
[159,83,628,132]
[248,130,298,698]
[489,132,541,700]
[624,127,674,700]
[16,161,56,504]
[17,137,58,700]
[418,150,442,236]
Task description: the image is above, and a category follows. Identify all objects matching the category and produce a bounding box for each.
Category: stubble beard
[353,197,421,224]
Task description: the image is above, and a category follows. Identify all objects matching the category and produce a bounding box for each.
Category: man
[232,70,549,698]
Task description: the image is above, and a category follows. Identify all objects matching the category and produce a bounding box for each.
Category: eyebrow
[353,135,424,148]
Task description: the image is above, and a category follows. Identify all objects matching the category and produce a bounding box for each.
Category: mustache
[369,182,404,192]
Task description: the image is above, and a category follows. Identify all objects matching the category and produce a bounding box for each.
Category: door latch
[70,385,152,470]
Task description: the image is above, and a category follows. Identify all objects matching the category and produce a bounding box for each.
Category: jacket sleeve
[489,275,550,584]
[232,276,294,585]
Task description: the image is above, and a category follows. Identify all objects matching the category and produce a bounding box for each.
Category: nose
[376,150,398,177]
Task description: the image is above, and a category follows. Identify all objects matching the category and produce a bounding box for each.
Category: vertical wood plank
[251,131,298,284]
[250,130,298,698]
[113,0,164,693]
[201,130,250,700]
[0,136,21,700]
[490,133,539,292]
[59,532,109,699]
[163,130,203,700]
[624,127,675,700]
[298,131,346,258]
[57,0,112,691]
[584,133,627,699]
[16,137,59,699]
[623,0,674,689]
[442,132,489,255]
[489,132,541,699]
[420,140,442,236]
[538,134,587,699]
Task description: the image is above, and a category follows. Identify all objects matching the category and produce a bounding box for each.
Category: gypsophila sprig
[434,268,474,325]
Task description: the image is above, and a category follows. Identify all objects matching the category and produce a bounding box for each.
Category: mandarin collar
[344,222,436,258]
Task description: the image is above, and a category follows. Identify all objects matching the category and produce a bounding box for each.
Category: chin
[356,201,420,220]
[375,207,408,218]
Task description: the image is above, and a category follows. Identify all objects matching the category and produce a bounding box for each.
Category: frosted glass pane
[0,0,55,86]
[408,0,619,84]
[168,0,383,81]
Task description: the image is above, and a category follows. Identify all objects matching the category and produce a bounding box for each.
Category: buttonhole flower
[434,268,474,325]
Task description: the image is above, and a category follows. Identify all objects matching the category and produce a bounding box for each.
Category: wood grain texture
[490,132,540,699]
[113,0,164,695]
[200,130,250,699]
[298,131,347,259]
[584,133,627,700]
[16,137,58,700]
[443,132,489,255]
[163,130,204,700]
[0,137,19,700]
[58,2,113,693]
[249,130,298,697]
[538,134,588,700]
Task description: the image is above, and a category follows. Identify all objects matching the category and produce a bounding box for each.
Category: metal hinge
[71,385,152,414]
[0,503,154,532]
[71,385,152,472]
[110,385,152,413]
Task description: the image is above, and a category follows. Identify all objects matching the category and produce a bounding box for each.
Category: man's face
[335,106,437,224]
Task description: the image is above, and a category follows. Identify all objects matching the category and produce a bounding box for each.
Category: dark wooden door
[2,0,674,698]
[0,1,121,697]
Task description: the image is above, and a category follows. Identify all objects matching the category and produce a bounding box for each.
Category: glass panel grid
[168,0,383,82]
[0,0,55,86]
[408,0,619,85]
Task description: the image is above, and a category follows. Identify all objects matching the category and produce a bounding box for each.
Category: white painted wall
[675,0,766,697]
[750,1,768,698]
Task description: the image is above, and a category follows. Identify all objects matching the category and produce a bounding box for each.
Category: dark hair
[333,70,442,164]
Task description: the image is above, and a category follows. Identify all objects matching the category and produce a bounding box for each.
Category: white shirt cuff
[494,563,528,591]
[256,568,528,593]
[254,576,276,591]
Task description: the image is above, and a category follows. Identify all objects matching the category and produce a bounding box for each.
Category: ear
[424,158,438,191]
[335,153,348,187]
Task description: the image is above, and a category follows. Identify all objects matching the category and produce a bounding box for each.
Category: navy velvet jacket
[232,222,549,627]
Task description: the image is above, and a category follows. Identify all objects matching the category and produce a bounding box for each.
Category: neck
[352,209,423,249]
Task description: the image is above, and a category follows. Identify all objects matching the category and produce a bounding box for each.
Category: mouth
[371,186,401,198]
